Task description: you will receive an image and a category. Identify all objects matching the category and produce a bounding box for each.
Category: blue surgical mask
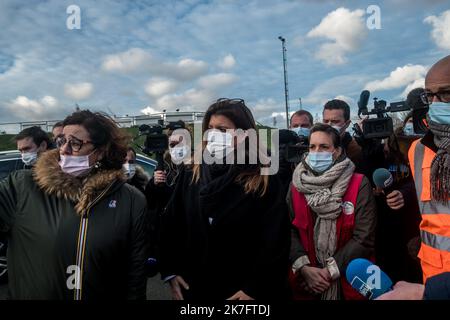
[403,122,414,135]
[291,127,310,137]
[429,102,450,125]
[306,151,334,173]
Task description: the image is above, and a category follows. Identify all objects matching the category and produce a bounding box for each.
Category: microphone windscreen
[358,90,370,111]
[372,168,394,189]
[346,258,393,300]
[406,87,428,110]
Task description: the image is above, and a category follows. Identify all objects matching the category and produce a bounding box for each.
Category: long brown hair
[191,98,269,196]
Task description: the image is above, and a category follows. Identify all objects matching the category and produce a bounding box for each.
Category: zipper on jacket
[73,182,114,300]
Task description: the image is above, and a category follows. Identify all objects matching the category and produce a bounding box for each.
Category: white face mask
[169,146,188,162]
[123,163,136,179]
[59,152,94,177]
[206,130,234,159]
[21,151,38,166]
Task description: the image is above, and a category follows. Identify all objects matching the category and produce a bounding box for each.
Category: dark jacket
[374,171,423,283]
[424,272,450,300]
[287,175,377,275]
[144,165,182,262]
[127,165,149,195]
[159,165,291,301]
[342,133,363,173]
[0,150,148,300]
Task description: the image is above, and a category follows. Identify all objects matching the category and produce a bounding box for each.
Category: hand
[300,266,331,294]
[373,187,384,197]
[169,276,189,300]
[375,281,424,300]
[153,170,167,185]
[386,190,405,210]
[227,290,255,300]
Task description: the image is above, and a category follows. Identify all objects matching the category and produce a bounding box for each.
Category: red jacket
[289,173,366,300]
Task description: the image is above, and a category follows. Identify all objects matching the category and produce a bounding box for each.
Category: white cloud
[250,98,288,127]
[197,73,238,90]
[5,95,60,120]
[145,78,179,97]
[64,82,94,100]
[41,95,58,107]
[334,95,355,106]
[307,7,367,65]
[154,88,216,111]
[101,48,153,73]
[424,10,450,50]
[140,106,160,115]
[217,54,236,70]
[171,58,208,81]
[365,64,427,92]
[101,48,208,81]
[401,78,425,98]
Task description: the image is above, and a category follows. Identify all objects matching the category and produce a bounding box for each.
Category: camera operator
[408,55,450,282]
[144,123,188,276]
[278,110,314,195]
[322,99,363,172]
[290,110,313,137]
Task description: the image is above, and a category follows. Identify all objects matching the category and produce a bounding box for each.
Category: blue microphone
[346,258,393,300]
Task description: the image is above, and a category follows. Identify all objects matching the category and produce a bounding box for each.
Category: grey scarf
[429,120,450,203]
[292,156,355,300]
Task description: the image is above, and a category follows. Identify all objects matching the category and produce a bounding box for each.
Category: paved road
[0,275,172,300]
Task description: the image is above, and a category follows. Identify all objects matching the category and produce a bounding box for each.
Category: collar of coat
[32,149,126,215]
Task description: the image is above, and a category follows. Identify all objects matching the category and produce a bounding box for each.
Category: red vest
[289,173,366,300]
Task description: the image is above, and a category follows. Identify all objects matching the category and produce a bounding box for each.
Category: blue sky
[0,0,449,128]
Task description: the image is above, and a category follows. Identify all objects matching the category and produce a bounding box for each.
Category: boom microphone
[358,90,370,115]
[346,258,393,300]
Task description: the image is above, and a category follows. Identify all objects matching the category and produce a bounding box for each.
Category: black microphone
[358,90,370,115]
[372,168,395,195]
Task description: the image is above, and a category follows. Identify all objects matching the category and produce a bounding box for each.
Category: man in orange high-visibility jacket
[408,55,450,282]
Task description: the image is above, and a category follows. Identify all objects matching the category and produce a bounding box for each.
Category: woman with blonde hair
[159,98,290,301]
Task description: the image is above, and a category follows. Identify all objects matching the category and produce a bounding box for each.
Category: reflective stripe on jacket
[409,139,450,281]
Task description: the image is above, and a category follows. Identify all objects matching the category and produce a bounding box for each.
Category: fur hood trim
[33,149,126,215]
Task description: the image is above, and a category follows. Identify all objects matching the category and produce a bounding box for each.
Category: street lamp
[278,36,290,128]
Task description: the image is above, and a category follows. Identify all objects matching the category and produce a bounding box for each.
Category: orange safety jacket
[409,139,450,282]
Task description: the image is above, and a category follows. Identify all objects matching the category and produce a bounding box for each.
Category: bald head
[426,55,450,99]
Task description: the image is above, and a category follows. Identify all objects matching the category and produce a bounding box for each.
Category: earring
[94,161,102,169]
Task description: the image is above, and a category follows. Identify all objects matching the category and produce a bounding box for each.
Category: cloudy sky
[0,0,449,128]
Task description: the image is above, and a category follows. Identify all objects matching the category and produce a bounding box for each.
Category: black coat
[374,171,423,283]
[159,166,291,301]
[0,150,149,300]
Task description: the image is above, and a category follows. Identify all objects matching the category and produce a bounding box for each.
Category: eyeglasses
[420,90,450,105]
[55,136,93,152]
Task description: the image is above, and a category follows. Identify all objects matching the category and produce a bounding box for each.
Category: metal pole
[278,36,290,128]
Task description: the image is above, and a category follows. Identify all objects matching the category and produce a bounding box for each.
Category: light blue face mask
[306,151,334,173]
[291,127,310,137]
[428,102,450,125]
[403,122,414,136]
